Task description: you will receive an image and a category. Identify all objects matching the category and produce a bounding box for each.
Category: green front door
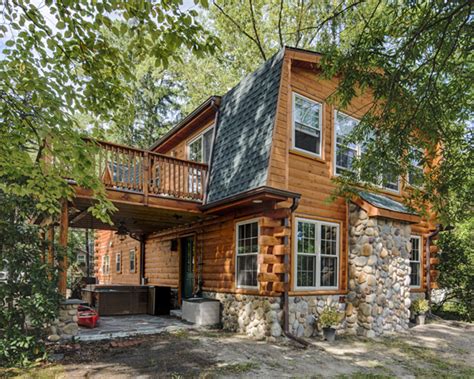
[181,237,194,299]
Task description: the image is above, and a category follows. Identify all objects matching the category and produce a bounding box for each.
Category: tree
[176,0,473,225]
[0,0,218,221]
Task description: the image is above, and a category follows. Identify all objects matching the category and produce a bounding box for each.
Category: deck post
[47,225,55,275]
[143,151,149,205]
[58,199,69,297]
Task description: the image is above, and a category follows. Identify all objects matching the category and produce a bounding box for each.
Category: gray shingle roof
[205,49,285,204]
[359,191,417,215]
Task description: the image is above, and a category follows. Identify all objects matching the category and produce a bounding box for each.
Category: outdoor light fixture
[252,199,263,204]
[116,221,129,242]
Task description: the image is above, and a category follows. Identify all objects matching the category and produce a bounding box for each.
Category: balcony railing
[90,139,207,201]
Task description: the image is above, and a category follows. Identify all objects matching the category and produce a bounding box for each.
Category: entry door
[181,237,194,299]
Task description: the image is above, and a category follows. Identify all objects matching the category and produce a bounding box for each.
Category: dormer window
[292,93,322,157]
[188,126,214,164]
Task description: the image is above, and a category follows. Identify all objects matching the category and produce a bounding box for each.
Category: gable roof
[205,49,285,204]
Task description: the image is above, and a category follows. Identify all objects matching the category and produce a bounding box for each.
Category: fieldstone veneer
[347,202,412,337]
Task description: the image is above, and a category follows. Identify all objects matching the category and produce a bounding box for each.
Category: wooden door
[181,237,194,299]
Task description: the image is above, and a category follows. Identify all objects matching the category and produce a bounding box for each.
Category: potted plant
[319,305,341,342]
[411,298,429,325]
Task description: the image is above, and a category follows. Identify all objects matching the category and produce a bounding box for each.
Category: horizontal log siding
[266,51,434,293]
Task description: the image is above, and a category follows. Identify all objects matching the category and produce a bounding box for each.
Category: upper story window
[103,254,110,275]
[408,148,424,187]
[334,111,399,192]
[410,236,422,287]
[295,218,339,290]
[292,93,323,157]
[236,219,259,289]
[188,126,214,164]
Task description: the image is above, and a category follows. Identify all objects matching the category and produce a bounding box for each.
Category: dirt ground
[4,319,474,378]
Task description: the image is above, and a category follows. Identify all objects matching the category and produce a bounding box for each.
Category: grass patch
[202,361,259,377]
[0,364,65,379]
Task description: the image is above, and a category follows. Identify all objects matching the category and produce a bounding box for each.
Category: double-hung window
[410,236,421,287]
[292,93,323,157]
[295,218,339,290]
[408,148,424,187]
[334,111,399,192]
[116,252,121,273]
[187,126,213,194]
[129,249,136,273]
[236,219,259,288]
[188,126,214,164]
[103,255,110,275]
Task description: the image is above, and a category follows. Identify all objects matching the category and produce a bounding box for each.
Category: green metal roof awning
[358,191,418,215]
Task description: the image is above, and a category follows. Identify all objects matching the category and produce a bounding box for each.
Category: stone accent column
[48,299,81,342]
[347,203,412,337]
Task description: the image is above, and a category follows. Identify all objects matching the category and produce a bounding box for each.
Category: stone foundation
[47,299,80,342]
[347,203,412,337]
[203,292,282,339]
[288,295,346,337]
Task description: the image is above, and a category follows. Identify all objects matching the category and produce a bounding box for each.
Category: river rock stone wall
[47,299,80,342]
[202,292,283,339]
[347,203,412,337]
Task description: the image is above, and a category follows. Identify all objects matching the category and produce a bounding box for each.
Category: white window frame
[187,125,214,164]
[235,218,260,290]
[103,255,110,275]
[410,235,422,288]
[294,217,340,291]
[333,110,400,193]
[129,249,136,273]
[77,254,86,264]
[292,92,323,158]
[408,147,424,187]
[116,252,121,273]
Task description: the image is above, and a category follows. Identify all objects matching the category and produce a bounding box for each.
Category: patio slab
[77,314,194,342]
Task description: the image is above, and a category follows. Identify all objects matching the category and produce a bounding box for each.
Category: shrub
[319,306,341,328]
[0,193,61,367]
[412,298,430,315]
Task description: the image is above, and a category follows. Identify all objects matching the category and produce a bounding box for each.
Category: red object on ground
[77,305,100,328]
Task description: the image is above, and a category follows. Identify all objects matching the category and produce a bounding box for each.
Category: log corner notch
[258,206,292,294]
[58,199,69,297]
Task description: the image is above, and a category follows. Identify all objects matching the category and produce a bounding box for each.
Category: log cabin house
[73,47,439,339]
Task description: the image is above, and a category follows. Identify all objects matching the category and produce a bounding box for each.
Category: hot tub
[82,285,148,316]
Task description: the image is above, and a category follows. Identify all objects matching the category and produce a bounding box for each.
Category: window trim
[235,218,260,290]
[103,254,110,275]
[409,235,422,289]
[293,217,340,291]
[129,249,136,273]
[292,92,323,159]
[186,125,214,164]
[333,110,400,194]
[116,252,121,273]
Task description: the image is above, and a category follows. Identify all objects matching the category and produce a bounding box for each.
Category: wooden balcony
[69,140,209,233]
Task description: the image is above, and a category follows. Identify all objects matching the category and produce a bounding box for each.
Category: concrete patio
[77,314,193,342]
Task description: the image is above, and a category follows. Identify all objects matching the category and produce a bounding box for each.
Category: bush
[411,298,429,315]
[319,306,341,328]
[0,193,61,367]
[435,220,474,322]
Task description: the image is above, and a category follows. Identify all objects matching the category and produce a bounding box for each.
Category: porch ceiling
[70,196,209,234]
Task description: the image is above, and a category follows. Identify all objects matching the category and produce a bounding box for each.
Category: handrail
[85,138,208,201]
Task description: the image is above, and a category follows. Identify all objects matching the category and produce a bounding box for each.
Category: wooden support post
[58,199,69,297]
[47,226,55,273]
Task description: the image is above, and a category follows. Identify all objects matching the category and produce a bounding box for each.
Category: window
[116,252,121,273]
[77,254,86,265]
[410,236,422,287]
[334,111,399,192]
[408,148,424,187]
[103,255,110,275]
[236,219,259,288]
[292,93,322,157]
[187,126,214,164]
[295,218,339,289]
[129,249,136,273]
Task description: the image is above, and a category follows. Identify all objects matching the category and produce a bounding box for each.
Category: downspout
[130,233,147,285]
[282,197,309,346]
